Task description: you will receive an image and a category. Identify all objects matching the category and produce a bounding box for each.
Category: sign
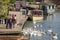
[15,1,20,9]
[22,0,26,8]
[44,0,49,2]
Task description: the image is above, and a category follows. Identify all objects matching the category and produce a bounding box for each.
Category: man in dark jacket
[6,17,12,29]
[42,6,47,15]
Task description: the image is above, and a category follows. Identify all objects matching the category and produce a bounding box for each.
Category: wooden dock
[0,11,29,40]
[0,11,28,34]
[0,35,29,40]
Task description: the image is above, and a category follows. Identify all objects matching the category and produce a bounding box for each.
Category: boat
[31,10,43,22]
[40,2,56,15]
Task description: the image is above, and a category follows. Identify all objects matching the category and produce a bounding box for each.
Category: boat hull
[33,16,43,22]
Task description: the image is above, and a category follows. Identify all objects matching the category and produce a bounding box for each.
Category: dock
[0,11,28,34]
[0,11,29,40]
[0,35,29,40]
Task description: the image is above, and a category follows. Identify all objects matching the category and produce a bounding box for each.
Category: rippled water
[24,12,60,40]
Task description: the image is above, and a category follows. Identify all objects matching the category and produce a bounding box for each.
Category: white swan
[22,28,46,37]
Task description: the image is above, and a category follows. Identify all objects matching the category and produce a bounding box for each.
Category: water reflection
[43,15,47,20]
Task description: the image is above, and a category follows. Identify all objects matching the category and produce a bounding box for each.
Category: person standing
[6,16,12,29]
[9,17,12,29]
[0,19,1,24]
[25,8,28,16]
[12,15,17,28]
[41,6,47,15]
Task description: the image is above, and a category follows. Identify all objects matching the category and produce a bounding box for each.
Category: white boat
[31,10,43,22]
[40,2,56,15]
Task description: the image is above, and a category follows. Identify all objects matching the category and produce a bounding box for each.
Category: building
[35,0,49,2]
[50,0,60,5]
[35,0,42,2]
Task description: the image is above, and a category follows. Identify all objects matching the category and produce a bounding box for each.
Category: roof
[40,2,56,6]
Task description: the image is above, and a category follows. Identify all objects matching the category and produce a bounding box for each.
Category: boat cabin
[40,2,56,14]
[31,10,43,22]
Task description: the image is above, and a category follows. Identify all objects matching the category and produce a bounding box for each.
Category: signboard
[15,1,20,11]
[22,0,26,8]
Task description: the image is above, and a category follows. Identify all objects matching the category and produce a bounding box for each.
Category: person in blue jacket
[41,6,47,15]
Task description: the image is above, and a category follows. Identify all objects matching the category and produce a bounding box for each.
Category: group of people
[6,14,17,29]
[0,14,17,29]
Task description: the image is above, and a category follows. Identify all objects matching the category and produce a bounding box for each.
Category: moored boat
[31,10,43,22]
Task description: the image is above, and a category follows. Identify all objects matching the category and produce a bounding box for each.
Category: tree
[0,0,10,19]
[3,0,10,3]
[26,0,34,2]
[10,0,22,4]
[10,0,16,4]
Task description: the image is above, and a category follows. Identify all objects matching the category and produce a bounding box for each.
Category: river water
[24,12,60,40]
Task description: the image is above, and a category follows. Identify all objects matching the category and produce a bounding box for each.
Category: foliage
[9,0,34,4]
[0,0,9,19]
[26,0,34,2]
[10,0,16,4]
[3,0,10,3]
